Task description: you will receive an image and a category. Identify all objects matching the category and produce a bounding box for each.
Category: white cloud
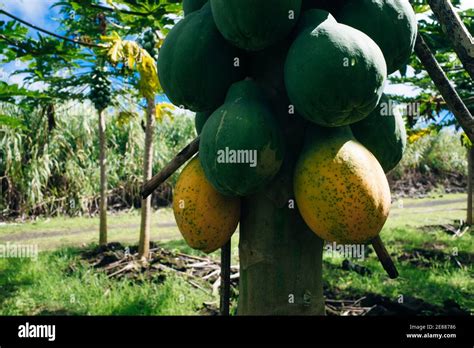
[2,0,58,31]
[459,0,471,10]
[385,84,422,98]
[0,61,48,91]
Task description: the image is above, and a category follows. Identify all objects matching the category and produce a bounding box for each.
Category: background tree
[390,0,473,224]
[1,0,182,247]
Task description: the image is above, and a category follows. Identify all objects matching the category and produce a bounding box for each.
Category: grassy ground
[0,193,472,315]
[0,247,211,315]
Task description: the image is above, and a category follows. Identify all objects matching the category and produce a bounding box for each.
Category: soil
[398,247,473,268]
[324,286,469,316]
[75,243,472,316]
[388,170,466,198]
[1,196,467,244]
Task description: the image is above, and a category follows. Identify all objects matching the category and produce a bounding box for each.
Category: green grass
[0,247,213,315]
[322,225,473,311]
[387,193,467,228]
[320,193,473,311]
[0,193,472,315]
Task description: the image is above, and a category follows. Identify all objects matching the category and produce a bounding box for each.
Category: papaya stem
[371,236,399,279]
[414,33,474,143]
[141,136,200,198]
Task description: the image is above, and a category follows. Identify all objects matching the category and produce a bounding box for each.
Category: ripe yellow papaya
[294,126,391,244]
[173,157,240,253]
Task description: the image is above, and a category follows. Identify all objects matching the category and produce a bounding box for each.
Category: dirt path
[0,196,465,244]
[0,222,178,243]
[396,198,465,209]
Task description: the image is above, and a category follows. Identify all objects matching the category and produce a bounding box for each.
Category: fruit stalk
[371,236,398,279]
[141,137,200,198]
[414,33,474,143]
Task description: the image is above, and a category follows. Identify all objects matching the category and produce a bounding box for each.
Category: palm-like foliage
[0,102,195,218]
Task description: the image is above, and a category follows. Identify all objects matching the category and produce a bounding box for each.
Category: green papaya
[210,0,302,51]
[301,0,345,16]
[249,40,307,153]
[284,9,387,127]
[195,111,211,135]
[199,80,284,196]
[157,4,244,112]
[183,0,208,16]
[338,0,417,74]
[351,95,407,173]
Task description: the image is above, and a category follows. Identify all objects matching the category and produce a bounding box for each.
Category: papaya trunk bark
[238,158,325,315]
[139,97,156,260]
[467,147,473,225]
[98,109,108,245]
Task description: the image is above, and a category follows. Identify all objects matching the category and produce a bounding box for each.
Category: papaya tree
[55,0,181,255]
[100,30,162,258]
[144,0,474,315]
[0,13,98,217]
[1,0,180,245]
[1,2,136,242]
[89,64,112,244]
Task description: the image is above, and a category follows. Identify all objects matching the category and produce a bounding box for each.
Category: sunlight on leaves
[101,31,160,99]
[155,102,175,123]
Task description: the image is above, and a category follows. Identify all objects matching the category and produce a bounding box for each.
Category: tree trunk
[238,156,325,315]
[427,0,474,80]
[138,98,156,260]
[467,147,473,225]
[220,241,231,316]
[98,109,108,245]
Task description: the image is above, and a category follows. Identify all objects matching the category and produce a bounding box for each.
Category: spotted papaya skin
[173,157,240,253]
[294,126,391,244]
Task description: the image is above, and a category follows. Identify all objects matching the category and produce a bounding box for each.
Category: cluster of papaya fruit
[158,0,417,253]
[138,29,161,62]
[89,67,112,112]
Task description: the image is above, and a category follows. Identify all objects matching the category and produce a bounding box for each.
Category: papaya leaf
[100,31,160,99]
[155,102,175,123]
[407,128,433,144]
[137,51,160,99]
[461,133,472,149]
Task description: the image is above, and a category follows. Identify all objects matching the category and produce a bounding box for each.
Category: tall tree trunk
[238,156,325,315]
[138,98,156,260]
[467,147,473,225]
[98,109,108,245]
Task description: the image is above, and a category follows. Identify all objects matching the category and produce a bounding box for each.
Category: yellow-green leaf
[100,32,161,99]
[155,102,176,123]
